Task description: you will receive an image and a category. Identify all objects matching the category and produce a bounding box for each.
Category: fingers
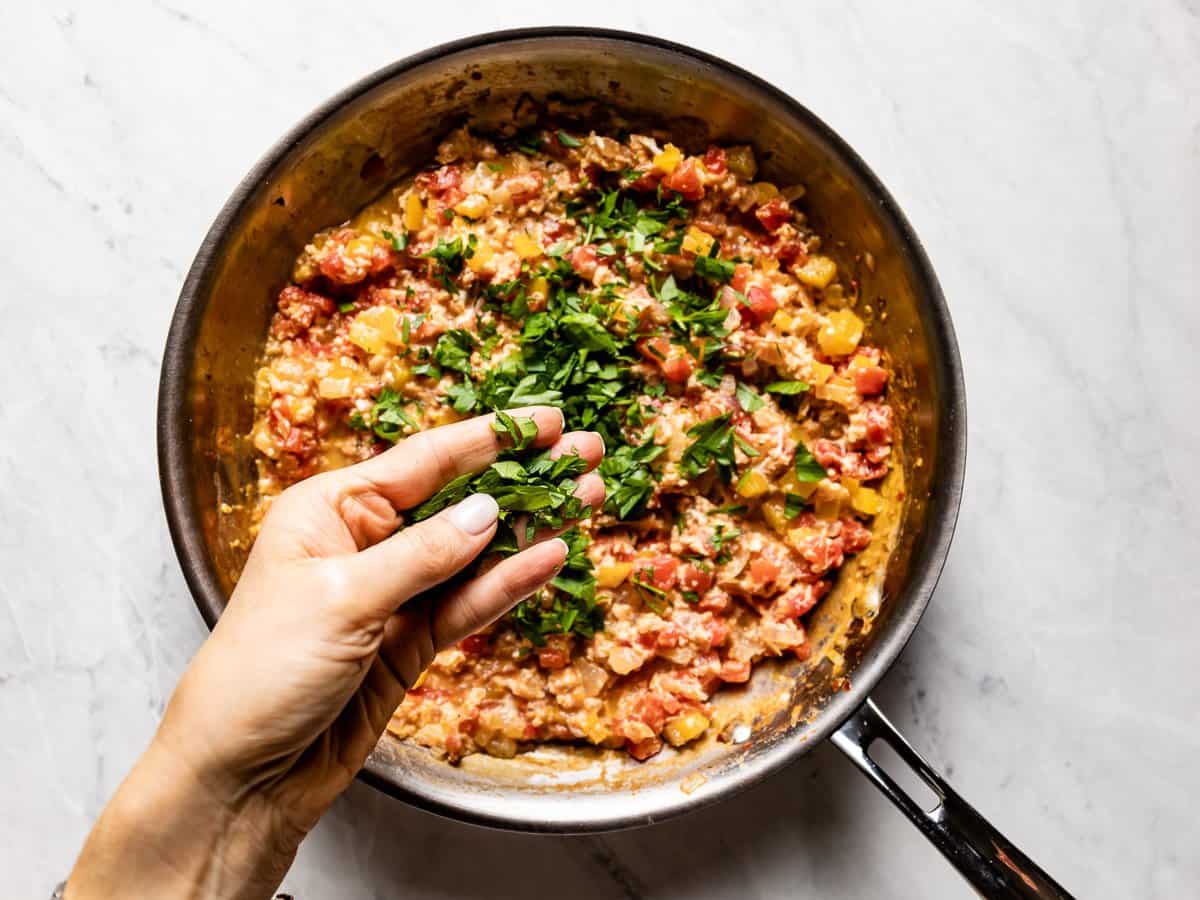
[340,493,500,622]
[515,471,607,549]
[431,537,569,649]
[349,406,565,510]
[549,430,605,469]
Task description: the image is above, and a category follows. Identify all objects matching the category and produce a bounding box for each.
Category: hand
[67,407,605,900]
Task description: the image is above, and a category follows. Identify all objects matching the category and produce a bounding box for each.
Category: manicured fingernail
[550,537,569,570]
[448,493,499,535]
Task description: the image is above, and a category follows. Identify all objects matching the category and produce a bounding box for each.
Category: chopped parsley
[358,388,418,443]
[381,228,409,252]
[794,443,828,483]
[766,380,810,395]
[679,414,737,483]
[735,381,765,413]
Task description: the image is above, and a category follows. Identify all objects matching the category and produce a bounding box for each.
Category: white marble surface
[2,1,1198,896]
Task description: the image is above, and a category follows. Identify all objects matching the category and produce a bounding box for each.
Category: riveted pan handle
[832,699,1074,899]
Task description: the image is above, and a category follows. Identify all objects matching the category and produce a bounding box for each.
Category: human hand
[67,407,604,900]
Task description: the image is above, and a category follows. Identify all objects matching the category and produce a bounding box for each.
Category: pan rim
[157,25,967,834]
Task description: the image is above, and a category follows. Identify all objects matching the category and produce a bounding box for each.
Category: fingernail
[551,537,570,570]
[448,493,499,535]
[596,432,606,456]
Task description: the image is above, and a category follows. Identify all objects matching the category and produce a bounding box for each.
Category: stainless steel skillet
[158,27,1071,898]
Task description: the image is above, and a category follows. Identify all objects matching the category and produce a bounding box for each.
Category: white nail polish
[448,494,499,535]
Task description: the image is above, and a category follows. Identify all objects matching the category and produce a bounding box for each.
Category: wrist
[67,737,302,900]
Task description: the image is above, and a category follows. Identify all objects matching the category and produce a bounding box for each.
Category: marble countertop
[3,2,1198,897]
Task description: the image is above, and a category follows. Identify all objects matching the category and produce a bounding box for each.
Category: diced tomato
[678,563,714,594]
[272,286,335,339]
[840,518,873,554]
[627,737,664,761]
[626,168,664,192]
[861,403,894,445]
[702,146,727,175]
[776,582,824,618]
[755,197,792,233]
[793,642,813,661]
[854,365,888,396]
[731,263,752,293]
[416,165,463,201]
[774,238,808,267]
[662,158,704,201]
[649,555,680,590]
[637,337,693,383]
[536,646,570,669]
[706,618,730,649]
[748,556,781,588]
[505,171,544,205]
[459,634,490,656]
[542,217,570,240]
[742,285,778,326]
[570,244,599,279]
[280,424,315,456]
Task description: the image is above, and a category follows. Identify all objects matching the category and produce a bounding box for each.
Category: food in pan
[247,125,895,761]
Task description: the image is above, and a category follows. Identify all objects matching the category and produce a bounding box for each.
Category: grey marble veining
[2,2,1198,897]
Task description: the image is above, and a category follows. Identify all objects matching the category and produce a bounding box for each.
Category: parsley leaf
[766,380,810,395]
[491,410,539,451]
[679,414,737,482]
[556,129,583,148]
[694,253,734,283]
[365,388,418,443]
[794,443,828,483]
[735,381,765,413]
[381,228,409,252]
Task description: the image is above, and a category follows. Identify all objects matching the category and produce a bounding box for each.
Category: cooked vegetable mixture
[249,126,896,762]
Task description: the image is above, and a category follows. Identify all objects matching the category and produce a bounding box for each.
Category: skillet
[158,28,1070,897]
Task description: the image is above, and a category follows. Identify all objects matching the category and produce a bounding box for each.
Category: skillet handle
[831,698,1074,899]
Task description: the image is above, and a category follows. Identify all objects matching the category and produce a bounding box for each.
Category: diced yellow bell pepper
[454,193,489,219]
[681,225,715,257]
[851,487,884,516]
[762,499,790,535]
[404,192,424,231]
[751,182,779,204]
[512,231,542,260]
[358,305,403,343]
[317,376,353,399]
[795,254,838,289]
[663,711,710,747]
[814,497,842,521]
[817,309,864,356]
[596,562,634,589]
[780,469,820,499]
[771,310,794,332]
[653,143,682,174]
[387,359,412,387]
[348,321,385,354]
[467,237,494,272]
[736,469,770,498]
[725,145,757,180]
[808,361,834,385]
[528,276,550,301]
[848,354,874,370]
[432,407,461,427]
[816,380,859,407]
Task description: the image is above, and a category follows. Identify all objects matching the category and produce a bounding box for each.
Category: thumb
[340,493,500,622]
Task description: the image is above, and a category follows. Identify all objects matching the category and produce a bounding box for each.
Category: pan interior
[170,32,954,830]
